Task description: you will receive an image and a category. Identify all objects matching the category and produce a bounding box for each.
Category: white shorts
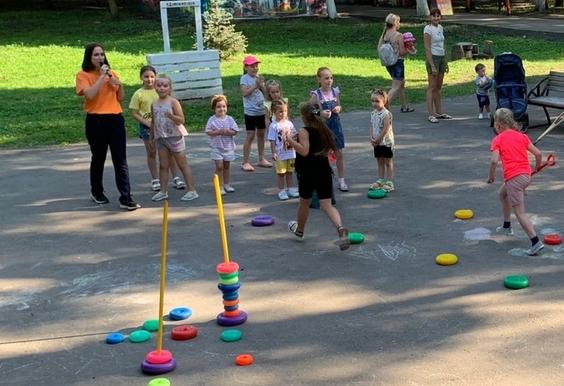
[211,147,235,162]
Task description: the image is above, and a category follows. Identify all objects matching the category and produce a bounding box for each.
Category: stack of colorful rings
[216,261,247,326]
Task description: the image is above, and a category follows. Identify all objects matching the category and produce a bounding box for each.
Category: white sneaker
[152,191,168,201]
[288,220,304,240]
[478,113,484,120]
[181,191,199,201]
[173,177,186,190]
[526,242,544,256]
[278,190,289,201]
[495,225,514,236]
[220,187,226,196]
[151,179,161,191]
[287,187,300,198]
[224,185,235,193]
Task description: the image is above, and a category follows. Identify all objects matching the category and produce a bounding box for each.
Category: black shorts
[373,145,393,158]
[297,173,333,200]
[476,94,490,109]
[244,114,266,131]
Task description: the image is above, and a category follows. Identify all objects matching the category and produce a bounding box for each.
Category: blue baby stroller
[490,52,529,131]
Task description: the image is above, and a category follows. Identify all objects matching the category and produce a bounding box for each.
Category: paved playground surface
[1,94,563,385]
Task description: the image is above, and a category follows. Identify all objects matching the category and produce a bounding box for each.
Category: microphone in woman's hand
[101,63,112,77]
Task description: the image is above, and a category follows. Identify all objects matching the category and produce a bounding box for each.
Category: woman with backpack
[424,8,452,123]
[378,13,416,113]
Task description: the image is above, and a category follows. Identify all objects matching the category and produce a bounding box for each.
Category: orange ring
[235,354,254,366]
[544,233,562,245]
[223,309,241,317]
[223,299,240,307]
[216,262,239,274]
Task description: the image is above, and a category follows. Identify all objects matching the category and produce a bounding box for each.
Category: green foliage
[202,0,247,60]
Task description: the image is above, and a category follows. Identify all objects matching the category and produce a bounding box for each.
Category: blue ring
[224,304,239,311]
[223,292,239,300]
[105,332,125,344]
[169,307,192,321]
[218,283,241,292]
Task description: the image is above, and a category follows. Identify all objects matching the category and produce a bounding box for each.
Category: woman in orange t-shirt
[75,43,140,211]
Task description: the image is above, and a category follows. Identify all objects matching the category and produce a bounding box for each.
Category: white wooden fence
[147,0,223,100]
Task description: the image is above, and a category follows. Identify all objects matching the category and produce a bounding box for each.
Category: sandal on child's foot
[338,226,350,251]
[428,115,439,123]
[400,106,415,113]
[241,163,255,172]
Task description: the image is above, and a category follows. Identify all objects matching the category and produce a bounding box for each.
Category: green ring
[504,275,529,289]
[220,329,242,342]
[219,271,239,280]
[219,276,239,285]
[367,189,386,199]
[349,232,365,244]
[142,319,159,332]
[148,378,171,386]
[129,330,151,343]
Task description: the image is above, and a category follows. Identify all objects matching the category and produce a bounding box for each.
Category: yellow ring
[454,209,474,220]
[436,253,458,266]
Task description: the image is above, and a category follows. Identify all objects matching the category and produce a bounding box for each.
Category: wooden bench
[527,71,564,144]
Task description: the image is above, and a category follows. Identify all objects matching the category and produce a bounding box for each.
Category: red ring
[223,309,241,317]
[145,350,173,364]
[216,262,239,274]
[544,234,562,245]
[235,354,254,366]
[223,299,240,307]
[170,325,198,341]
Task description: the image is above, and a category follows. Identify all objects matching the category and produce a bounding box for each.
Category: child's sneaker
[278,190,289,201]
[287,187,300,198]
[526,241,544,256]
[288,220,304,240]
[495,225,514,236]
[338,226,350,251]
[151,179,161,191]
[152,191,168,202]
[478,113,484,120]
[338,180,349,192]
[173,177,186,190]
[224,185,235,193]
[369,179,386,190]
[181,191,199,201]
[220,187,227,196]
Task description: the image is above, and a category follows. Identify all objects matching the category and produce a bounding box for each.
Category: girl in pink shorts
[488,108,544,255]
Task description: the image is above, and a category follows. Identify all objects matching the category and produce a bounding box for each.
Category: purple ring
[141,358,176,375]
[217,310,248,326]
[251,215,274,227]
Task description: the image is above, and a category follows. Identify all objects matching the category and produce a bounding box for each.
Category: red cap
[243,55,260,66]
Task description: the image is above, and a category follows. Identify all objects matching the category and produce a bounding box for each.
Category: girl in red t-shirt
[488,108,544,255]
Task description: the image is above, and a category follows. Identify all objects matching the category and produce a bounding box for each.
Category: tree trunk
[327,0,337,20]
[535,0,546,11]
[416,0,430,16]
[108,0,119,18]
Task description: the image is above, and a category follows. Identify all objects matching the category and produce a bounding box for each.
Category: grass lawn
[0,6,563,148]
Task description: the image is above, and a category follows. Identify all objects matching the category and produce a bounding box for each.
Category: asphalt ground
[0,94,563,385]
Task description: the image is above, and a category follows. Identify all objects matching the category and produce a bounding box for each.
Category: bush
[202,0,247,60]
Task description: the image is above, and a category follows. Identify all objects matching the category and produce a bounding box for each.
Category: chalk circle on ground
[143,319,159,332]
[251,215,274,226]
[544,234,562,245]
[454,209,474,220]
[169,307,192,321]
[141,358,176,375]
[129,330,151,343]
[148,378,171,386]
[220,329,242,342]
[235,353,254,366]
[171,325,198,340]
[105,332,125,344]
[349,232,365,244]
[504,275,529,289]
[435,253,458,266]
[367,189,386,199]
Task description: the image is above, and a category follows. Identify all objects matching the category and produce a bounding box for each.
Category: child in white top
[267,100,299,200]
[474,63,493,120]
[205,94,239,195]
[129,65,186,192]
[369,89,395,192]
[150,74,198,202]
[240,55,271,172]
[264,79,288,125]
